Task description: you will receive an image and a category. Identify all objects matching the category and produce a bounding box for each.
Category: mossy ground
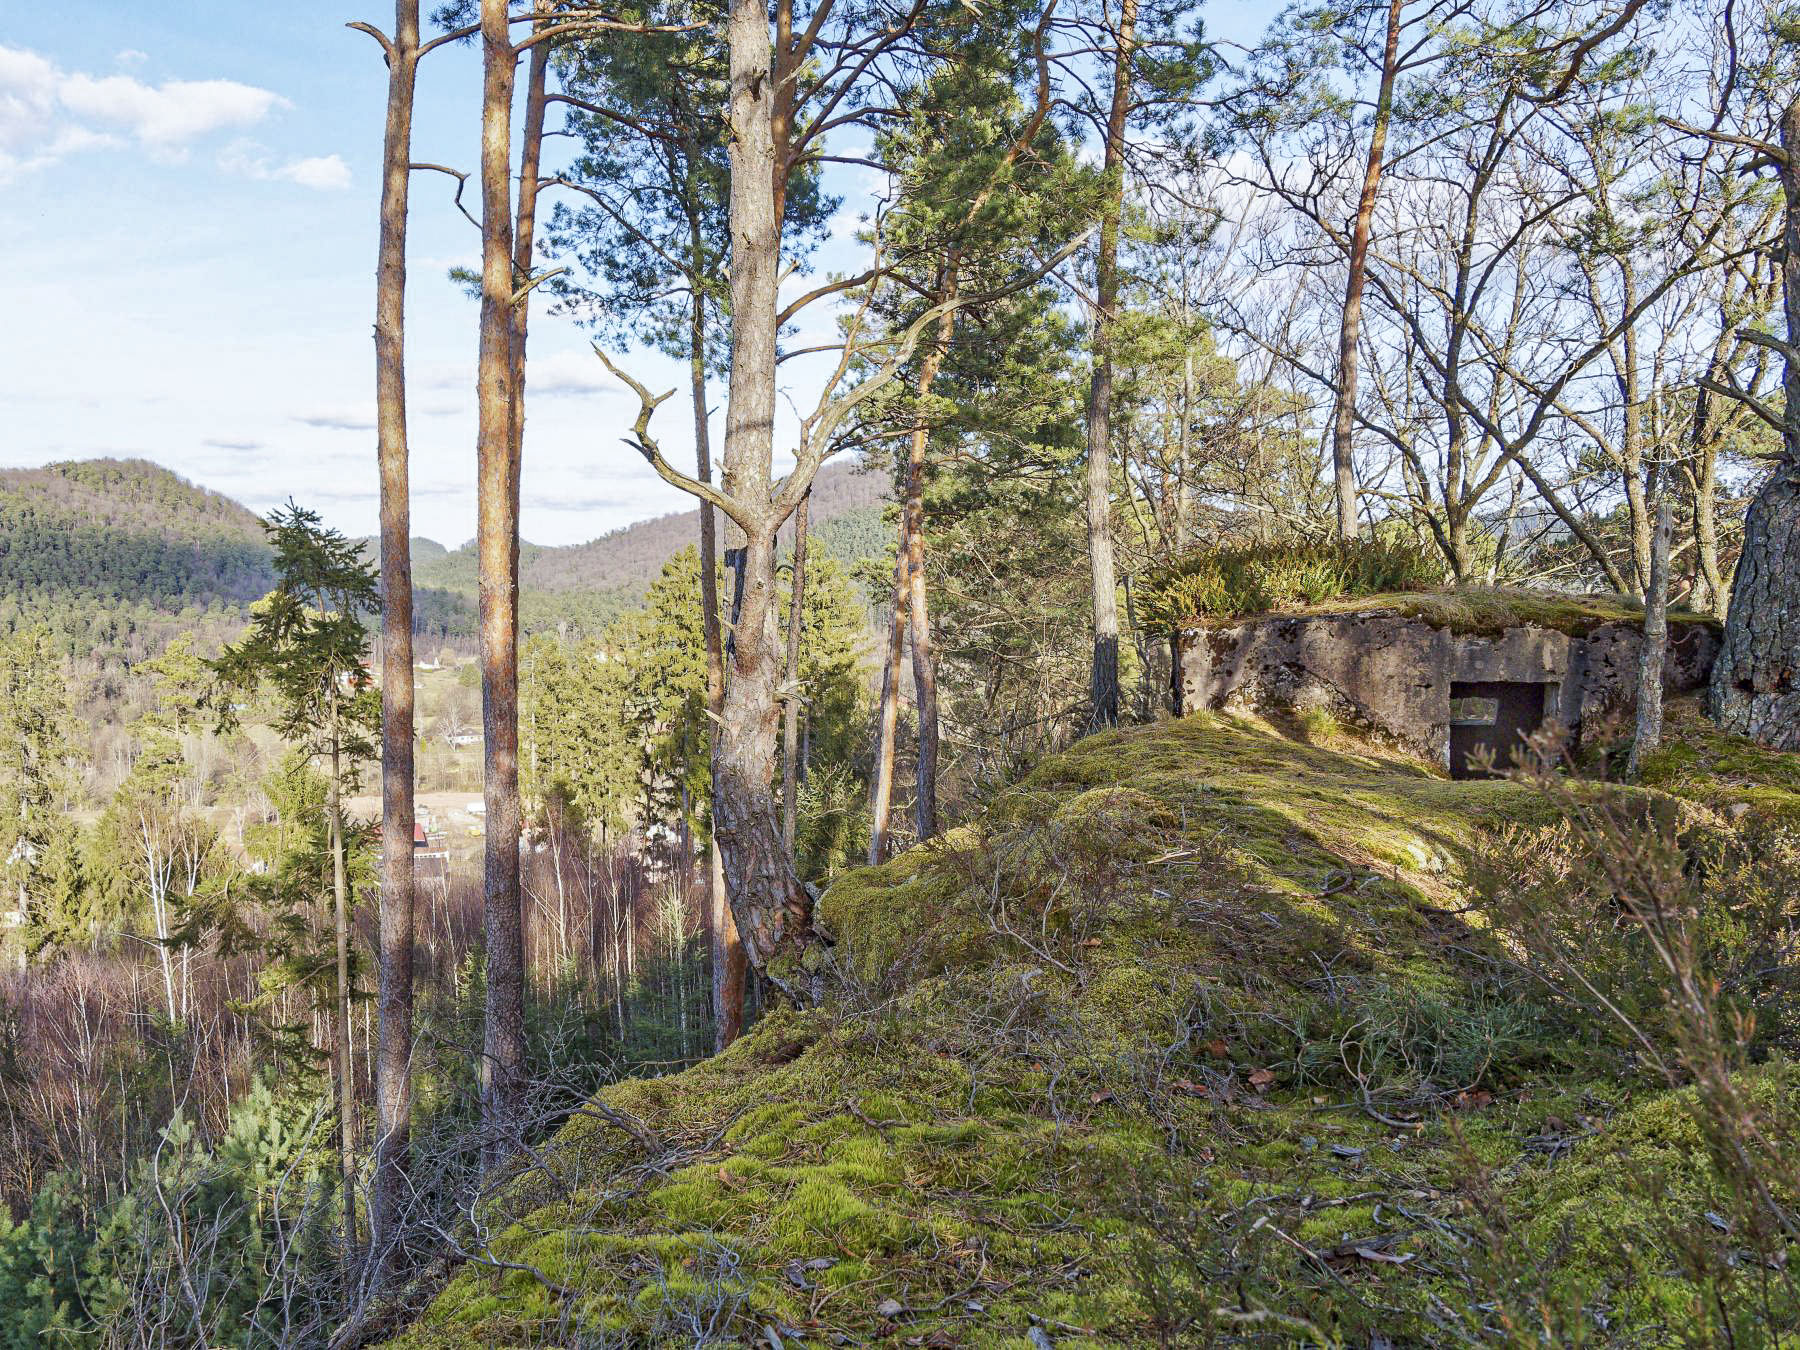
[1636,698,1800,831]
[388,707,1796,1348]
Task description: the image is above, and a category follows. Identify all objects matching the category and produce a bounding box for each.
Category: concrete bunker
[1172,594,1720,772]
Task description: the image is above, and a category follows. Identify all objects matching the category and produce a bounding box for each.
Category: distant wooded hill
[412,458,888,582]
[402,456,890,635]
[0,459,275,661]
[0,457,890,661]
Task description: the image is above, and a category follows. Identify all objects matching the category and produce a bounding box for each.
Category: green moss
[1180,584,1722,639]
[1638,697,1800,829]
[387,709,1799,1349]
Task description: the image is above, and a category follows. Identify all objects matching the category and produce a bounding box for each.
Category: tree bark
[328,733,357,1255]
[869,514,911,864]
[1711,97,1800,750]
[1329,0,1403,542]
[714,0,817,995]
[905,303,951,840]
[692,234,745,1052]
[476,0,525,1165]
[781,489,810,857]
[369,0,418,1272]
[511,23,550,471]
[1085,0,1136,730]
[1627,485,1671,780]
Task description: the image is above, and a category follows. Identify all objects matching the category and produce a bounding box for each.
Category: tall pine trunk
[476,0,525,1163]
[1711,95,1800,749]
[1085,0,1137,730]
[370,0,419,1269]
[1628,484,1672,780]
[328,733,357,1255]
[1329,0,1403,541]
[692,221,746,1050]
[712,0,817,993]
[905,301,952,840]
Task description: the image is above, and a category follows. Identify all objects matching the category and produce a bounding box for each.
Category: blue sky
[1,2,744,546]
[1,2,1262,548]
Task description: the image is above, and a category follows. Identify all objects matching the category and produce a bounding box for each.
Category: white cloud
[60,73,284,155]
[294,406,377,433]
[274,153,350,191]
[0,43,290,179]
[528,347,623,398]
[218,139,350,191]
[114,50,149,69]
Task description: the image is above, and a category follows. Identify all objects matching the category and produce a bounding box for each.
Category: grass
[1136,538,1441,629]
[1291,586,1722,638]
[385,704,1798,1348]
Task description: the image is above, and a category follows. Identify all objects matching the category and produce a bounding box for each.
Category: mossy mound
[1638,697,1800,831]
[389,710,1798,1348]
[1184,585,1721,639]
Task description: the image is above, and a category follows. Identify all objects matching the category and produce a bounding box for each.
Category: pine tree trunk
[1085,0,1136,731]
[329,735,357,1256]
[1330,0,1403,541]
[906,302,951,841]
[476,0,525,1165]
[1711,96,1800,750]
[690,236,746,1051]
[781,490,810,857]
[370,0,419,1271]
[714,0,817,995]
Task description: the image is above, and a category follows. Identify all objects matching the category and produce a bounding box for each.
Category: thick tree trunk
[781,490,809,856]
[1085,0,1136,730]
[476,0,525,1163]
[716,0,816,992]
[370,0,418,1272]
[1627,488,1672,780]
[869,515,910,864]
[713,534,813,994]
[905,304,950,841]
[1329,0,1402,542]
[1711,99,1800,750]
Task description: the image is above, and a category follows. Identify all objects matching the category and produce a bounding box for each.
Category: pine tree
[211,503,379,1254]
[0,627,85,940]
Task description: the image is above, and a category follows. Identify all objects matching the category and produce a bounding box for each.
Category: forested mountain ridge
[389,456,890,635]
[0,459,274,659]
[0,457,887,657]
[405,456,890,596]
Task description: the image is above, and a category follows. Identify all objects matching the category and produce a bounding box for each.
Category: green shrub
[1137,537,1442,628]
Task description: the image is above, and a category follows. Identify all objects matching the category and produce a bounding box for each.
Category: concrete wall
[1174,611,1719,767]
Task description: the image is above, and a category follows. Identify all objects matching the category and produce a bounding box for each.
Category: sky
[0,2,1264,548]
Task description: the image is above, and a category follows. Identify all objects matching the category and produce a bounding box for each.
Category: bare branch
[345,20,395,62]
[410,162,480,231]
[592,345,751,529]
[1699,376,1786,434]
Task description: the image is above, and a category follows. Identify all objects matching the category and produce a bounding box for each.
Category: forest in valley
[3,0,1800,1344]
